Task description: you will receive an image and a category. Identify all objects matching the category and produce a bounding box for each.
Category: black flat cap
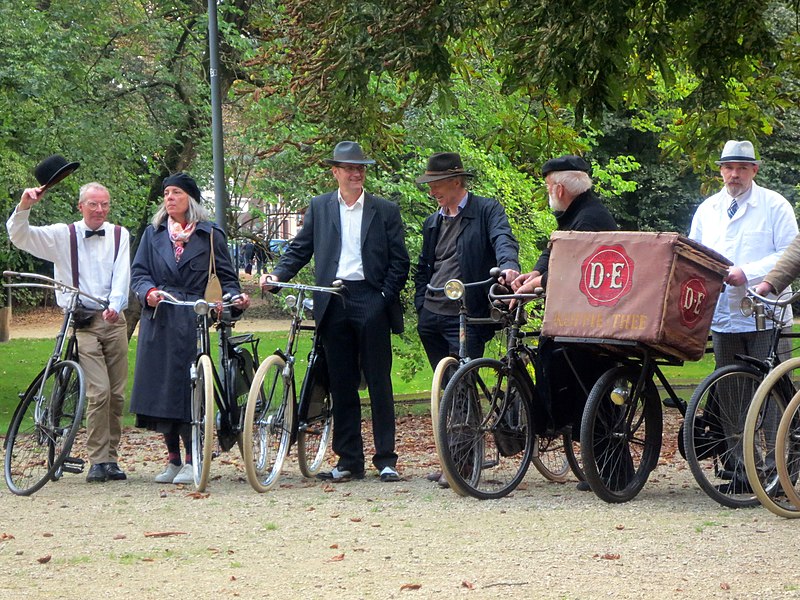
[541,155,591,176]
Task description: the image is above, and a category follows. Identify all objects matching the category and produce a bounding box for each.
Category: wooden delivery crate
[540,231,732,361]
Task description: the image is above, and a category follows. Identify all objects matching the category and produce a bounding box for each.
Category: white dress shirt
[689,181,798,332]
[335,190,365,280]
[6,207,131,313]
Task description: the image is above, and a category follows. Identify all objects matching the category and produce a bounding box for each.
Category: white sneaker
[154,463,182,483]
[172,463,195,485]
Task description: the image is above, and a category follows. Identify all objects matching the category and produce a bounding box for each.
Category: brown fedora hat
[415,152,474,184]
[323,141,376,165]
[34,154,80,191]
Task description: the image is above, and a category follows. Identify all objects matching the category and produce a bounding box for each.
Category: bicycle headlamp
[740,296,755,317]
[444,279,465,301]
[193,299,210,316]
[285,294,298,309]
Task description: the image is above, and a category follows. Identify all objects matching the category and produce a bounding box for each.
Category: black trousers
[319,280,397,472]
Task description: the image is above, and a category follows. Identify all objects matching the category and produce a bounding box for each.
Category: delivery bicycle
[243,280,343,492]
[3,271,106,495]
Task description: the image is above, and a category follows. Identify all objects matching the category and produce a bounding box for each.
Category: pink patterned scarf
[167,216,197,262]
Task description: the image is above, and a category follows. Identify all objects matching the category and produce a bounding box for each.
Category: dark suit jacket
[414,193,520,318]
[273,190,410,330]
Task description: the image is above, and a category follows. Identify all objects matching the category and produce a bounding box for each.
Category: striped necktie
[727,198,738,219]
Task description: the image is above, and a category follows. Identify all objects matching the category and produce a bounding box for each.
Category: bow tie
[85,229,106,238]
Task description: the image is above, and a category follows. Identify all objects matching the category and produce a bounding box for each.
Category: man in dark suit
[414,152,520,369]
[261,141,410,482]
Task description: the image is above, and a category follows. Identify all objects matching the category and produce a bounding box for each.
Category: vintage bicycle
[153,291,259,491]
[242,280,343,492]
[435,282,592,499]
[733,288,800,517]
[681,288,800,509]
[3,271,108,495]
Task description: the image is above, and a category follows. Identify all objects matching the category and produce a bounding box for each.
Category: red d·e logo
[578,245,634,307]
[679,277,709,328]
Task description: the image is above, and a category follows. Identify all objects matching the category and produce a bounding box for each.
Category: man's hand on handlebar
[260,273,281,293]
[498,268,520,286]
[753,281,776,296]
[511,271,542,295]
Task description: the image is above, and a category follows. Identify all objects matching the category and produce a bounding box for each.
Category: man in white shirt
[261,141,410,482]
[7,172,131,483]
[689,139,798,490]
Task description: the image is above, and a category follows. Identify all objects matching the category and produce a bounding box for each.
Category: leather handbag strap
[208,228,217,276]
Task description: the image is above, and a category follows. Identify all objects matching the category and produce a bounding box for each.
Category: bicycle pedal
[662,397,684,410]
[60,457,85,474]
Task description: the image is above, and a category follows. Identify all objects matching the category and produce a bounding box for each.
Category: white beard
[549,192,566,212]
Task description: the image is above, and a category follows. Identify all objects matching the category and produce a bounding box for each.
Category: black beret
[541,155,591,176]
[162,172,201,202]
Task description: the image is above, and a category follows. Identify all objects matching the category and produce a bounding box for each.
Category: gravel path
[2,417,800,600]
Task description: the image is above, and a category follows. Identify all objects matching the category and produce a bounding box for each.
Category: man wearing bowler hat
[689,140,798,493]
[512,154,616,294]
[6,155,131,483]
[261,141,409,482]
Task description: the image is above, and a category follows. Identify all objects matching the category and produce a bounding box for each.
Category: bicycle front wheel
[431,356,459,468]
[776,390,800,512]
[437,358,534,500]
[191,355,215,492]
[580,366,662,503]
[743,357,800,518]
[5,360,86,496]
[243,355,293,492]
[683,364,762,508]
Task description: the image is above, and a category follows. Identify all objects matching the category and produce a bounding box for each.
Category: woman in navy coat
[130,173,249,484]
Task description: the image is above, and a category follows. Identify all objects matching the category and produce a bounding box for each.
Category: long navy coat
[129,220,240,424]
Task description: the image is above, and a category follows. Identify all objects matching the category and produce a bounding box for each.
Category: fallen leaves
[185,491,210,500]
[593,553,621,560]
[461,581,475,590]
[400,583,421,591]
[1,533,14,540]
[37,555,52,564]
[143,531,188,538]
[330,553,345,561]
[720,582,731,590]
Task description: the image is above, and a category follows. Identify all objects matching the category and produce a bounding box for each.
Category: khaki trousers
[76,314,129,465]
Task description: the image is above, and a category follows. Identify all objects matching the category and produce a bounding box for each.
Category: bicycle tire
[243,354,293,492]
[297,391,332,478]
[531,431,572,483]
[565,431,585,482]
[743,357,800,518]
[775,390,800,512]
[191,354,215,491]
[5,360,86,496]
[437,358,534,500]
[683,364,762,508]
[431,356,459,469]
[580,366,662,503]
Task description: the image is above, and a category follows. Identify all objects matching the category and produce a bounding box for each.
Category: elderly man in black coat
[262,141,410,483]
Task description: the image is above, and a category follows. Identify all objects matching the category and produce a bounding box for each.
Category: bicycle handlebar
[263,279,345,296]
[426,267,503,294]
[3,270,110,310]
[151,290,244,320]
[487,282,545,303]
[746,286,800,308]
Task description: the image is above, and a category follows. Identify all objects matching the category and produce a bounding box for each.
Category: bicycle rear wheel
[5,360,85,496]
[243,355,293,492]
[437,358,534,499]
[531,431,572,483]
[191,355,215,491]
[297,391,332,478]
[683,364,762,508]
[743,358,800,518]
[580,366,662,503]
